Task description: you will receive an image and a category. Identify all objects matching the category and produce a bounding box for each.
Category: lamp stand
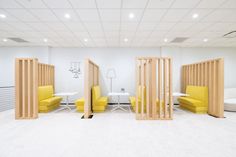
[110,78,113,92]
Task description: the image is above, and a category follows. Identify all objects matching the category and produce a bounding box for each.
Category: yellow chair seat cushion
[95,97,108,106]
[39,96,62,107]
[75,98,85,106]
[178,97,204,107]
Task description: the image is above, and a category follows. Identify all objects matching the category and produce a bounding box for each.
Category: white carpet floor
[0,106,236,157]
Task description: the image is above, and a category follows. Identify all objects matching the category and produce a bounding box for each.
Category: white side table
[54,92,78,111]
[108,92,130,112]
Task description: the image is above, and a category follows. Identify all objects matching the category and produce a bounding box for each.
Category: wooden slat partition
[84,59,99,119]
[38,63,55,87]
[15,58,38,119]
[136,57,173,120]
[181,58,224,118]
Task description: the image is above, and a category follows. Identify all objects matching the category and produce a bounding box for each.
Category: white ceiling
[0,0,235,47]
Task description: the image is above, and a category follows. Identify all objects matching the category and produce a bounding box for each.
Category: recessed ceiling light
[164,38,168,42]
[0,14,6,19]
[64,13,71,19]
[203,38,208,42]
[129,13,135,19]
[43,38,48,42]
[84,38,88,42]
[192,13,199,19]
[3,38,7,42]
[124,38,128,42]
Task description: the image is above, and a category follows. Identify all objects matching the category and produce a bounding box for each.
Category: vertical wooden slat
[169,58,173,119]
[146,60,150,117]
[158,59,162,118]
[140,60,144,117]
[15,59,20,119]
[151,58,157,119]
[164,59,167,118]
[135,59,139,119]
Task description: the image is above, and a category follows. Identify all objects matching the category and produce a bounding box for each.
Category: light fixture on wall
[69,62,81,78]
[106,68,116,92]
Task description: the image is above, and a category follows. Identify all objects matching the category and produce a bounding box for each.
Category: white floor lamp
[106,68,116,92]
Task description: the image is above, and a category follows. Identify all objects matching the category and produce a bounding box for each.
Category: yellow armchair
[75,98,84,112]
[38,85,62,113]
[178,85,208,113]
[129,86,164,113]
[74,86,108,113]
[92,86,108,112]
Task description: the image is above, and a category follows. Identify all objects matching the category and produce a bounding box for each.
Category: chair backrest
[224,88,236,99]
[186,86,208,104]
[38,85,54,101]
[92,86,101,104]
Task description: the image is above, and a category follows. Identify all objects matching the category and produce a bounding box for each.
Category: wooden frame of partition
[15,58,55,119]
[38,63,55,87]
[181,58,224,118]
[83,59,99,119]
[136,57,173,120]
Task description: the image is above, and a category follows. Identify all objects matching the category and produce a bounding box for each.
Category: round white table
[108,92,130,112]
[54,92,78,111]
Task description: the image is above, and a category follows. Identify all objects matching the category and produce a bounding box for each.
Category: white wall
[0,47,49,86]
[0,46,235,104]
[49,47,236,103]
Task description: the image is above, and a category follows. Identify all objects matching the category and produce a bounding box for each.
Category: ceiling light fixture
[192,13,199,19]
[203,38,208,42]
[84,38,88,42]
[129,13,135,19]
[0,14,6,19]
[124,38,128,42]
[3,38,7,42]
[64,13,71,19]
[43,38,48,42]
[164,38,168,42]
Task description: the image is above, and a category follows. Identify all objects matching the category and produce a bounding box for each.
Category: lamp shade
[106,69,116,79]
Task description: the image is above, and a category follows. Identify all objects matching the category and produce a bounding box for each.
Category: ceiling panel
[147,0,174,9]
[0,9,20,22]
[96,0,121,9]
[63,22,85,31]
[121,9,143,22]
[53,9,79,22]
[30,9,59,22]
[68,0,96,8]
[100,9,120,22]
[197,0,226,9]
[162,9,189,22]
[171,0,201,8]
[26,22,52,31]
[5,9,39,22]
[123,0,148,8]
[181,9,213,22]
[142,9,166,22]
[0,0,22,8]
[15,0,47,8]
[202,9,236,22]
[76,9,99,22]
[43,0,72,8]
[222,0,236,8]
[102,22,120,31]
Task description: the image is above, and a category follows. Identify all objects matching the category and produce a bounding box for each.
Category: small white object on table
[108,92,130,112]
[54,92,78,111]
